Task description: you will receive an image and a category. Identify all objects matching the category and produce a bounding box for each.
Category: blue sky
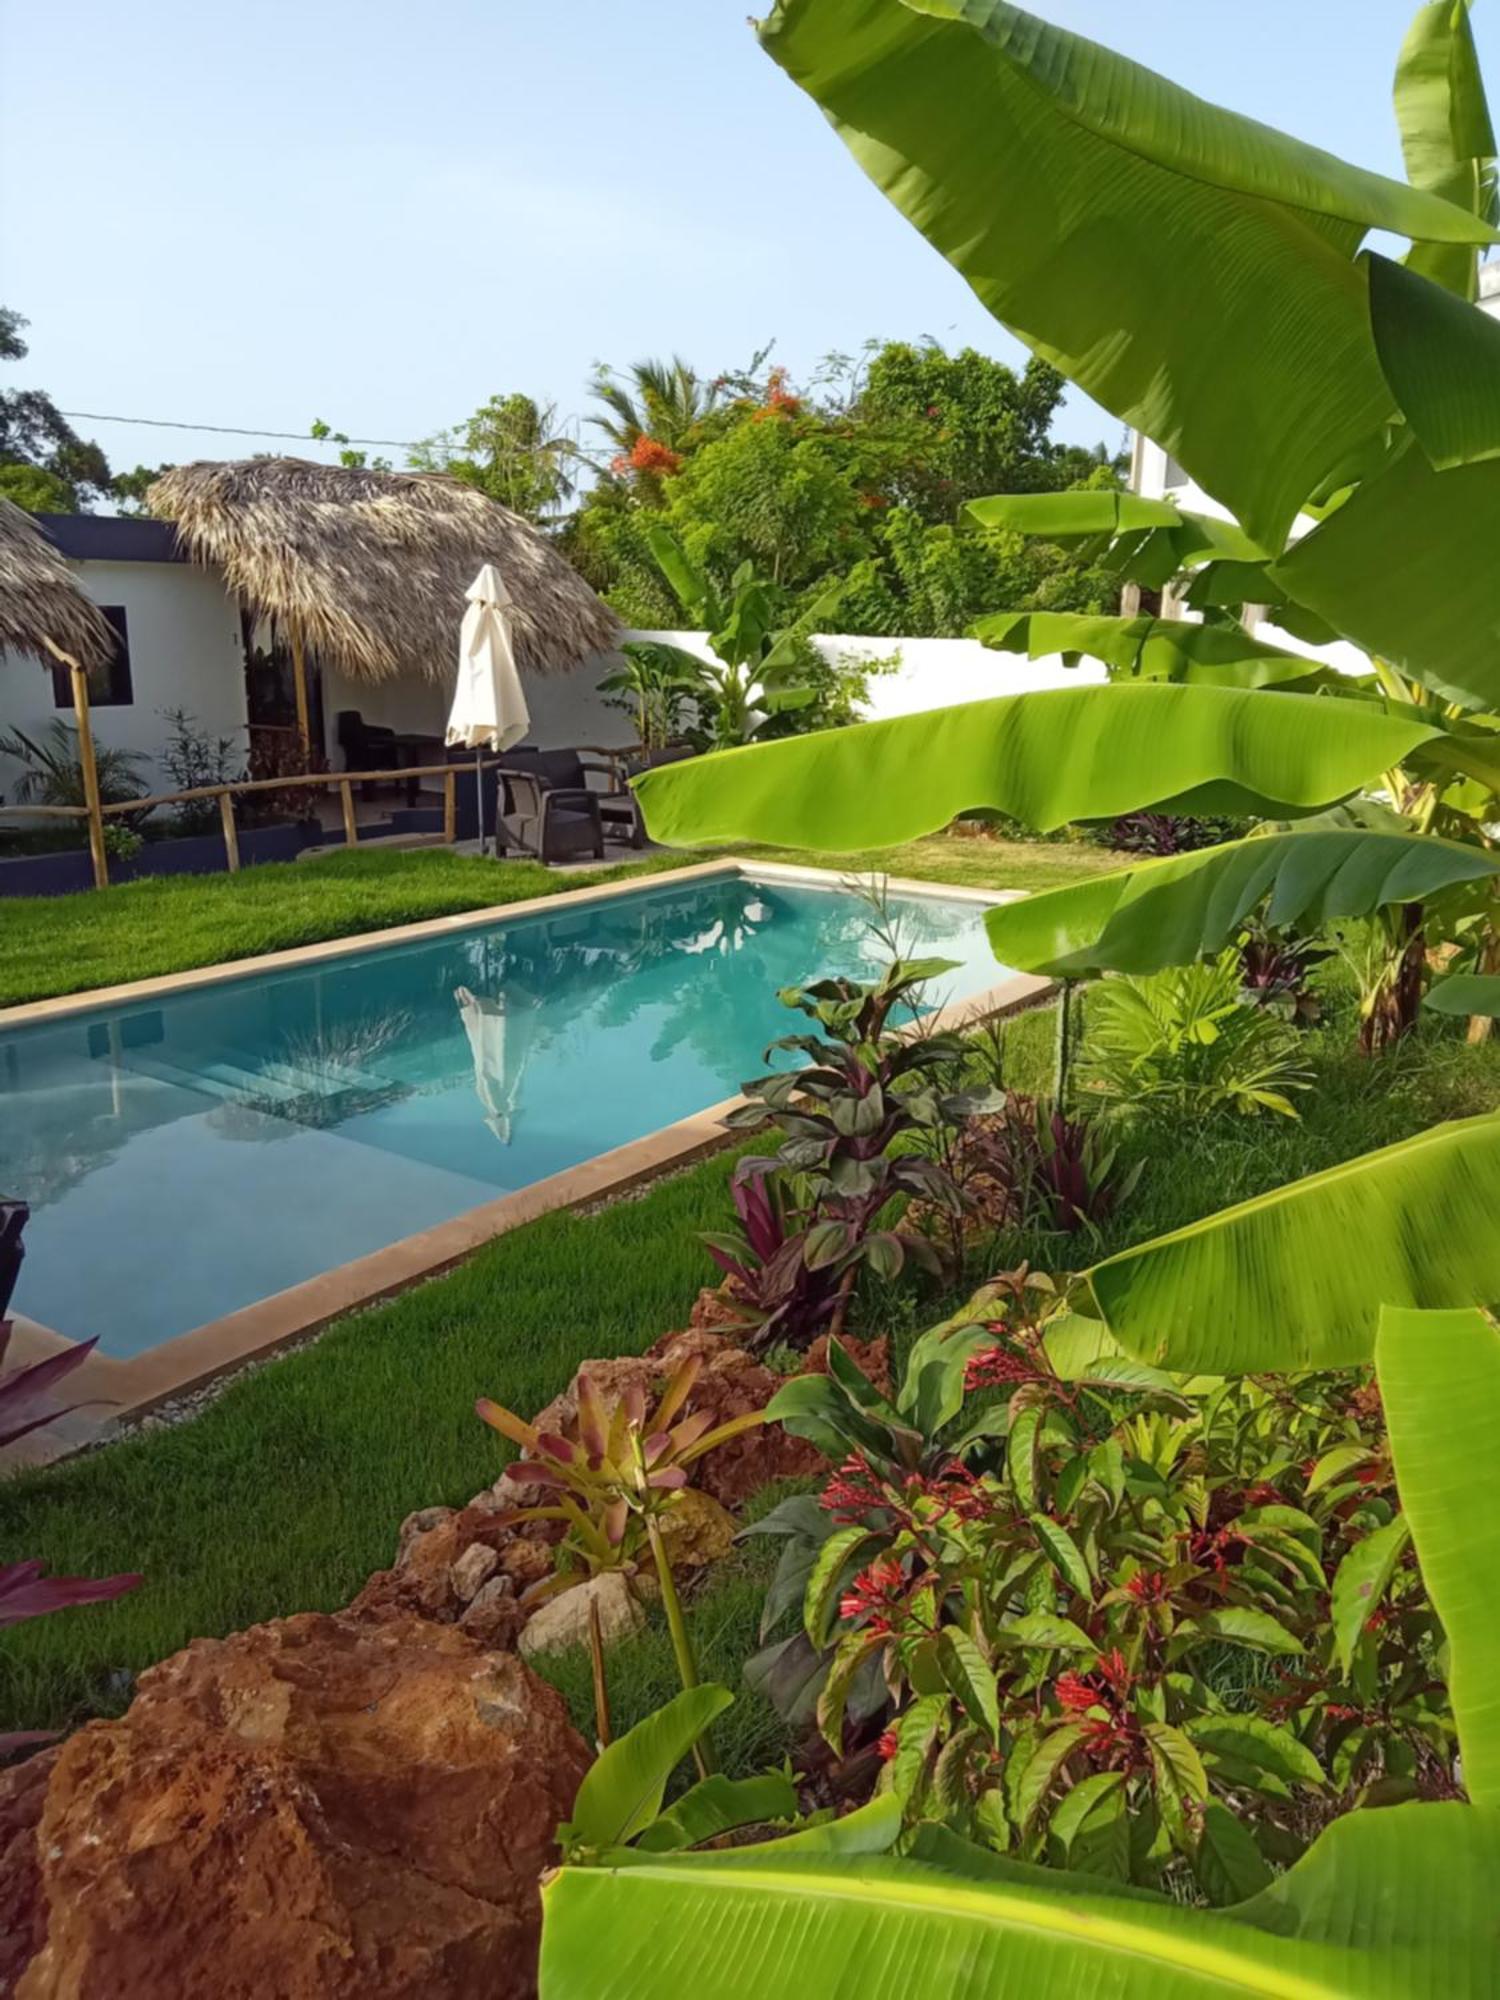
[2,0,1494,480]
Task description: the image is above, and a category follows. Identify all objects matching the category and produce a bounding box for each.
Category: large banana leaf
[1396,0,1497,298]
[1378,1305,1500,1807]
[1271,436,1500,713]
[539,1803,1500,1997]
[982,828,1500,976]
[1426,972,1500,1015]
[1088,1114,1500,1373]
[757,0,1494,551]
[1369,251,1500,468]
[963,492,1184,541]
[974,612,1330,692]
[632,684,1459,851]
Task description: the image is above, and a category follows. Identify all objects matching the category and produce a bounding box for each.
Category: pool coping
[3,859,1052,1467]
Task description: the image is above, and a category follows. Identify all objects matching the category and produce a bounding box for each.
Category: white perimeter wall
[0,560,248,801]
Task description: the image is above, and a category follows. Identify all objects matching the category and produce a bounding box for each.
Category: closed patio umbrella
[454,984,536,1143]
[446,563,530,854]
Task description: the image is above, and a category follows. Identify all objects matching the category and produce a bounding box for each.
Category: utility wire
[60,410,423,448]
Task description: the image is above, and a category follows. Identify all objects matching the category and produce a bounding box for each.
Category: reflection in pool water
[0,875,1010,1355]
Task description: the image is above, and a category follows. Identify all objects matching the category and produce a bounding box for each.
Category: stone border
[3,860,1050,1465]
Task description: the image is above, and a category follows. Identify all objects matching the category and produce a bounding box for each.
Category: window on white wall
[1163,455,1190,491]
[52,606,133,708]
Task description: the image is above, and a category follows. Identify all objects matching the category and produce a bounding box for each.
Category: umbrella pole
[476,748,485,856]
[44,640,108,890]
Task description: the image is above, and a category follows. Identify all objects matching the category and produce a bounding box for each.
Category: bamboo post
[339,778,359,849]
[442,767,457,845]
[41,642,109,891]
[290,627,312,761]
[218,788,240,874]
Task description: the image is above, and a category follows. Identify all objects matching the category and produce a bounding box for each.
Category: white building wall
[0,560,248,801]
[319,646,642,767]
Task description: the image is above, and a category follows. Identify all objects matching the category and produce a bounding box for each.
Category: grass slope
[0,835,1115,1009]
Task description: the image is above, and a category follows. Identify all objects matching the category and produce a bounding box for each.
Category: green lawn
[0,834,1116,1009]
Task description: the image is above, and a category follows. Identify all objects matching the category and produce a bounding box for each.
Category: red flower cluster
[819,1454,885,1523]
[1055,1670,1099,1714]
[963,1343,1038,1391]
[764,366,801,413]
[839,1556,907,1634]
[877,1728,901,1762]
[1126,1569,1171,1605]
[1053,1651,1136,1765]
[629,435,683,475]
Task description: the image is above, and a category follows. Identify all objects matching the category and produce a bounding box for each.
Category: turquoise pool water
[0,874,1010,1356]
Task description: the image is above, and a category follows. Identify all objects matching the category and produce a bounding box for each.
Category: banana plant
[642,526,842,747]
[632,0,1500,1046]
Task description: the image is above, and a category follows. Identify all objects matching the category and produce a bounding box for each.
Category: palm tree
[587,356,720,468]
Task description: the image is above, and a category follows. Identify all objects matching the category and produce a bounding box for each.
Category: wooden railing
[0,762,479,887]
[0,748,642,889]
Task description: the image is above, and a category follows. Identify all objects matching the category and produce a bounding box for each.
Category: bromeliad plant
[476,1357,765,1763]
[717,956,987,1346]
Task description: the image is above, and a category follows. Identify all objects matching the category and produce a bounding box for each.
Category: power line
[59,410,424,449]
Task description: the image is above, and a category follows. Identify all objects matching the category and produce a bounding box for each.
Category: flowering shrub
[751,1274,1452,1904]
[629,435,683,476]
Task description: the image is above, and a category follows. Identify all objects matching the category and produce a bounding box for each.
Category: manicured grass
[0,1153,741,1734]
[0,834,1114,1009]
[0,849,687,1009]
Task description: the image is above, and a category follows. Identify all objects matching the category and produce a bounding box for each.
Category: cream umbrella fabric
[447,563,530,850]
[454,985,534,1144]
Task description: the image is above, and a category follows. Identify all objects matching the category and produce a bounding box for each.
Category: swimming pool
[0,867,1021,1359]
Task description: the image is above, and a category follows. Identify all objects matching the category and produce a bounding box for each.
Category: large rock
[17,1611,590,2000]
[0,1746,58,1997]
[517,1572,645,1662]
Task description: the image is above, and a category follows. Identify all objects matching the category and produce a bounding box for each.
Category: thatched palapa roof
[148,458,619,682]
[0,497,116,670]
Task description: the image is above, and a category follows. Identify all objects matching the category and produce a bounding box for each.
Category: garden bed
[4,983,1496,1744]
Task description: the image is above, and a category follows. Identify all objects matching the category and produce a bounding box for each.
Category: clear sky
[2,0,1494,481]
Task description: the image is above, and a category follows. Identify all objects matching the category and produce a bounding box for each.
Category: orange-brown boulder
[0,1745,58,1996]
[17,1611,589,2000]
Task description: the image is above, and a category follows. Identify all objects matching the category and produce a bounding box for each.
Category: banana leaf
[1425,972,1500,1015]
[974,612,1330,692]
[539,1802,1500,1997]
[963,491,1184,541]
[1369,251,1500,468]
[1271,392,1500,716]
[1396,0,1497,298]
[982,828,1500,977]
[1378,1305,1500,1807]
[1088,1114,1500,1373]
[757,0,1494,553]
[632,683,1457,852]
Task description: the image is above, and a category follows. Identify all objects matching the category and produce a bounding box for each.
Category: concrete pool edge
[2,861,1049,1466]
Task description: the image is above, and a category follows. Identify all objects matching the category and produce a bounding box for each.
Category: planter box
[0,822,318,899]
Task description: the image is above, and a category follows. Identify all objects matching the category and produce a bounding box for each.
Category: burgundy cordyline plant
[0,1205,141,1756]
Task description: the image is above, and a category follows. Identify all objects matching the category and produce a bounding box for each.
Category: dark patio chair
[494,756,605,863]
[498,747,641,852]
[336,711,400,799]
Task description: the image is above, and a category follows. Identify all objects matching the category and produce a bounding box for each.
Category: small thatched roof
[0,498,116,670]
[148,457,619,682]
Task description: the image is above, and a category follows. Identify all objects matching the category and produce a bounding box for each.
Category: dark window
[52,605,134,708]
[1163,455,1190,491]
